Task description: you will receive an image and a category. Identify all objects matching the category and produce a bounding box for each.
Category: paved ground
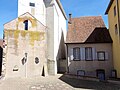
[0,74,120,90]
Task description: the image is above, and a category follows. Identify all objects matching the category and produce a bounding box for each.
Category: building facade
[66,15,113,79]
[2,0,67,78]
[105,0,120,78]
[2,13,48,78]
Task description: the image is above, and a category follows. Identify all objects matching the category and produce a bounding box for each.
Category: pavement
[0,74,120,90]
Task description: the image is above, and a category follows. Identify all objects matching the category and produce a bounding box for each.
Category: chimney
[68,13,72,24]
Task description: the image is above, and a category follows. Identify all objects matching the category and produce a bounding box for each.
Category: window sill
[85,60,93,61]
[73,59,81,61]
[98,60,105,61]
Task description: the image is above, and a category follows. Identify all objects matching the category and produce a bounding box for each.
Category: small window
[73,47,80,60]
[114,6,116,16]
[115,24,118,34]
[77,70,85,76]
[111,70,117,78]
[85,47,92,61]
[29,2,35,7]
[24,20,28,30]
[97,51,105,61]
[35,57,39,64]
[13,65,19,71]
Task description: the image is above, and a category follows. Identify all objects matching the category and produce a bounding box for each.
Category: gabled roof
[66,16,112,44]
[18,12,46,27]
[4,12,46,30]
[4,12,46,27]
[105,0,114,14]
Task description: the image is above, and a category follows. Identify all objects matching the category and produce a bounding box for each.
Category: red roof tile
[66,16,106,43]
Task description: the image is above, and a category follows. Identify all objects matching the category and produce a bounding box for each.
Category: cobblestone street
[0,74,120,90]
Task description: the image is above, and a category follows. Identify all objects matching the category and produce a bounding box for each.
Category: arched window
[24,20,28,30]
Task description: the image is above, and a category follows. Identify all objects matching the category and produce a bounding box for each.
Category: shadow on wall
[59,74,119,90]
[0,46,3,76]
[57,31,66,73]
[85,27,113,43]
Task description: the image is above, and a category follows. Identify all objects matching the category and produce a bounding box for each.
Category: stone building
[66,15,113,80]
[2,0,67,78]
[3,13,47,78]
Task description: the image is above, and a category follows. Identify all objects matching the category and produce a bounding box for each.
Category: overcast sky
[0,0,110,38]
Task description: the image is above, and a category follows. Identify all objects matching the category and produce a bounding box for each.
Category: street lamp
[25,53,27,58]
[25,53,27,78]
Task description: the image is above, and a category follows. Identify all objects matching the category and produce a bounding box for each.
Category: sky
[0,0,110,38]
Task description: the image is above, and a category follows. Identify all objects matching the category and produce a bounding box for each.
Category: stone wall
[2,13,48,78]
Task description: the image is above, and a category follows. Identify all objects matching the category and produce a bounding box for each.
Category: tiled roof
[66,16,112,43]
[85,27,112,43]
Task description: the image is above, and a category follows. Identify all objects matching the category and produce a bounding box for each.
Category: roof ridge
[71,15,102,19]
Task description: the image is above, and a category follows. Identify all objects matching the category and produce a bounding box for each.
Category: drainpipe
[116,0,120,37]
[65,44,69,73]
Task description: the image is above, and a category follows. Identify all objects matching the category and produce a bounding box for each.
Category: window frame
[85,47,93,61]
[97,51,105,61]
[29,2,35,7]
[73,47,80,61]
[77,70,85,76]
[23,20,28,30]
[114,6,116,16]
[115,24,118,34]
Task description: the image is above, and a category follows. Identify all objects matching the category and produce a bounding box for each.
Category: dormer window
[24,20,28,30]
[29,2,35,7]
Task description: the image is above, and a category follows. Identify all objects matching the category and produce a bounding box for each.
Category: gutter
[105,0,114,14]
[56,0,67,20]
[117,0,120,36]
[65,42,113,44]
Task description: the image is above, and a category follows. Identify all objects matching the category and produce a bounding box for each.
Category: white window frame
[97,51,105,61]
[73,47,80,60]
[85,47,93,61]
